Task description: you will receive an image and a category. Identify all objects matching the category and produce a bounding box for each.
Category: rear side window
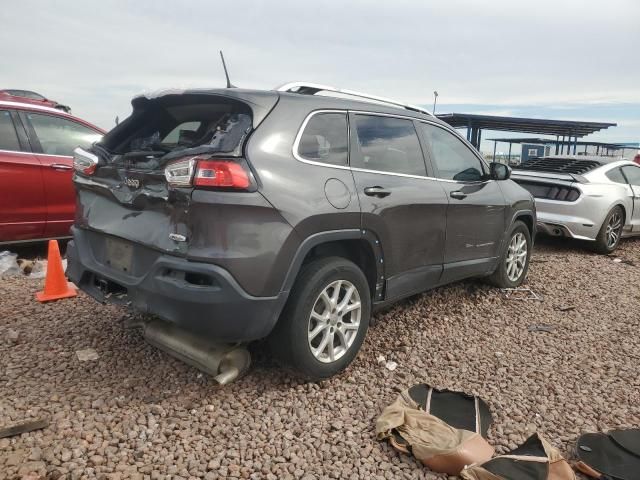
[0,111,21,151]
[420,123,484,182]
[297,112,348,166]
[606,167,627,184]
[27,113,102,156]
[352,115,426,176]
[622,165,640,186]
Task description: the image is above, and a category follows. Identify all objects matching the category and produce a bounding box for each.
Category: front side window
[352,115,426,176]
[27,113,102,156]
[297,112,348,166]
[420,123,485,182]
[0,110,21,151]
[606,167,627,184]
[622,165,640,186]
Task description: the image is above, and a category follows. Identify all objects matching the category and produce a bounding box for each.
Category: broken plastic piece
[501,287,542,301]
[76,348,100,361]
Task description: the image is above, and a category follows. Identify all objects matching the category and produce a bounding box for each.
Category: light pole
[432,91,439,114]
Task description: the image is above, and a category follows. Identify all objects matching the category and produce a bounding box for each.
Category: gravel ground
[1,237,640,480]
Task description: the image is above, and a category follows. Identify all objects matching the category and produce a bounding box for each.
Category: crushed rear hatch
[73,89,279,258]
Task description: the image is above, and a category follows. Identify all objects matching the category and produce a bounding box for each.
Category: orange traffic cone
[36,240,77,302]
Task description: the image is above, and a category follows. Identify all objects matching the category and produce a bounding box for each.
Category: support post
[493,141,497,162]
[555,136,559,155]
[508,142,512,163]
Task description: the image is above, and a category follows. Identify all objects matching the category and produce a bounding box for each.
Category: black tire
[268,256,371,380]
[486,220,532,288]
[593,206,624,254]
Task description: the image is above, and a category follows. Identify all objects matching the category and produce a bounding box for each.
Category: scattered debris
[0,251,20,276]
[26,260,48,278]
[376,355,386,364]
[613,258,622,263]
[17,258,37,275]
[0,418,49,439]
[0,251,57,278]
[494,351,504,357]
[557,305,576,312]
[7,329,20,344]
[501,287,543,301]
[385,360,398,371]
[76,348,99,361]
[528,324,556,333]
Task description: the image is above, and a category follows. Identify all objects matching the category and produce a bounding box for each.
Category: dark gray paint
[70,88,536,341]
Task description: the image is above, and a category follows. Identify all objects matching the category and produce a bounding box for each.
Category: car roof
[134,87,447,127]
[0,99,70,115]
[0,100,105,133]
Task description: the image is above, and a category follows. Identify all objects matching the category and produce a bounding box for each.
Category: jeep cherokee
[67,83,536,379]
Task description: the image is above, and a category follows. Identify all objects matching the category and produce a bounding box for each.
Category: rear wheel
[593,206,624,254]
[269,257,371,380]
[487,220,531,288]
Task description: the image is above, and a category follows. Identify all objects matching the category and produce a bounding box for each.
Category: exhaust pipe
[141,319,251,385]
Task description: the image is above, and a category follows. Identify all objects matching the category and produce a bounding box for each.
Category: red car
[0,100,104,243]
[0,89,71,113]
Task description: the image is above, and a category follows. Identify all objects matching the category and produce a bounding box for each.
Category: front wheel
[487,221,532,288]
[268,257,371,380]
[593,206,624,254]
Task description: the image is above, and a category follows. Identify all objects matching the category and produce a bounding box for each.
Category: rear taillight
[73,147,99,175]
[164,156,251,190]
[194,160,250,188]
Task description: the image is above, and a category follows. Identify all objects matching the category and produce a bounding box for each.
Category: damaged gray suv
[68,83,536,379]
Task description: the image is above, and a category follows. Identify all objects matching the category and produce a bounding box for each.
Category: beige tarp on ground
[376,388,494,475]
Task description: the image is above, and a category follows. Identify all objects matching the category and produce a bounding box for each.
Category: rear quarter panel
[245,97,361,288]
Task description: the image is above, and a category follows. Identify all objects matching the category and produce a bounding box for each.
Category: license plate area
[105,237,134,273]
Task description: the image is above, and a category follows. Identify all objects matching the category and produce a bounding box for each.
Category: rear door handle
[50,163,73,171]
[364,186,391,198]
[450,190,467,200]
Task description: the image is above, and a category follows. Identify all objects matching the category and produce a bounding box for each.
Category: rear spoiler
[511,170,589,184]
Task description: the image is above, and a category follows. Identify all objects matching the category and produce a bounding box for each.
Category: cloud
[1,0,638,132]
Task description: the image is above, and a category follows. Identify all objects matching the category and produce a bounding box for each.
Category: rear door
[621,165,640,230]
[417,122,506,282]
[349,113,448,300]
[0,109,47,241]
[21,111,102,238]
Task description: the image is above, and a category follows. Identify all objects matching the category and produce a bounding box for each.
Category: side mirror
[490,162,511,181]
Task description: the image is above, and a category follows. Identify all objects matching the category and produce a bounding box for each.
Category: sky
[1,0,638,154]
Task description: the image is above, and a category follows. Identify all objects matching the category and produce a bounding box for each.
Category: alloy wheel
[605,211,623,249]
[307,280,361,363]
[505,232,527,282]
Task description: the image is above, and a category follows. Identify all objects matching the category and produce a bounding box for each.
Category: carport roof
[436,113,616,138]
[486,137,627,149]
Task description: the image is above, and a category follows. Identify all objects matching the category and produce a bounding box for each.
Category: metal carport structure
[436,113,616,152]
[485,137,630,162]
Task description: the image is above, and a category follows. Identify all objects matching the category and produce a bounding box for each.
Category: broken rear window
[98,94,253,168]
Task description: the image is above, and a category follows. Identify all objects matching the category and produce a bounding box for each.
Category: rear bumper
[66,227,286,342]
[534,198,601,241]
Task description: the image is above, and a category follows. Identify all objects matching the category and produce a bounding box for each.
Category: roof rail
[276,82,433,116]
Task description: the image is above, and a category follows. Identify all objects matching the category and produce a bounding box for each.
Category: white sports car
[511,155,640,253]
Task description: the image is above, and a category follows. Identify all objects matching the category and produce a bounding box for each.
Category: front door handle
[364,186,391,198]
[450,190,467,200]
[50,163,73,171]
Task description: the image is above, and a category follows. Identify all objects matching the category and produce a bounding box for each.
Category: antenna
[219,50,236,88]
